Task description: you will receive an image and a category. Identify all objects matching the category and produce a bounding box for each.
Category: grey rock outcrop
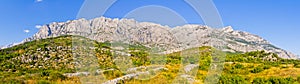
[24,16,297,59]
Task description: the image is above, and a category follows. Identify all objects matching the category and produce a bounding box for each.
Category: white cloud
[36,0,43,2]
[24,30,30,33]
[35,25,42,29]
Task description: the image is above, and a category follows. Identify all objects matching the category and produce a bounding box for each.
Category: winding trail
[103,64,199,84]
[102,66,166,84]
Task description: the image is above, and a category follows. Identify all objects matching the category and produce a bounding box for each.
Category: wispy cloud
[24,30,30,33]
[36,0,43,3]
[35,25,42,29]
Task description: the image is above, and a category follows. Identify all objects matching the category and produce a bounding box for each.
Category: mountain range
[2,16,298,59]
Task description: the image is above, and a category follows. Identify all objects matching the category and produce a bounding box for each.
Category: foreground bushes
[252,77,295,84]
[219,76,297,84]
[219,75,249,84]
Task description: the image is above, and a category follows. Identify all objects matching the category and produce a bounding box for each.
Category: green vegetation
[1,35,300,84]
[130,51,150,66]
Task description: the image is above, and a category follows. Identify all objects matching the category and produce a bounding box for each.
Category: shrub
[268,77,281,84]
[198,54,212,70]
[219,75,249,84]
[234,63,244,69]
[0,79,24,84]
[251,66,263,73]
[252,78,269,84]
[266,77,295,84]
[263,65,271,69]
[294,62,300,68]
[49,71,66,80]
[37,80,50,84]
[130,51,150,66]
[283,77,295,84]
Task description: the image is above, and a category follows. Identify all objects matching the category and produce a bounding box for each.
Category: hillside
[1,35,300,84]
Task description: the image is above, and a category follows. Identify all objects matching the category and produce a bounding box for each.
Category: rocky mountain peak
[222,26,234,33]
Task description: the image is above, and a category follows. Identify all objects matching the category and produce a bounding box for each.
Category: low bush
[251,66,264,73]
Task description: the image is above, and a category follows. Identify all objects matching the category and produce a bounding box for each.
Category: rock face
[24,16,297,59]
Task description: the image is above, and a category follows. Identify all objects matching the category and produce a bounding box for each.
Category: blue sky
[0,0,299,55]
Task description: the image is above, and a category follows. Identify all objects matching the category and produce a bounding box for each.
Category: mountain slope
[0,35,152,83]
[23,16,297,59]
[1,35,300,83]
